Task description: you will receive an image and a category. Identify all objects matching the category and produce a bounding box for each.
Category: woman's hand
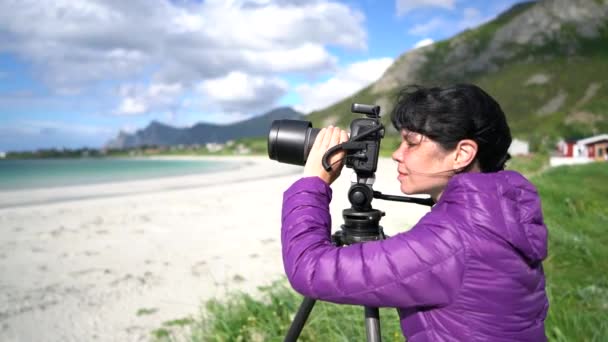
[303,126,349,185]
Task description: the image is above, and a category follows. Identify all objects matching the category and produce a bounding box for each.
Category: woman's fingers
[313,126,344,153]
[321,126,334,149]
[327,128,347,169]
[312,128,326,150]
[303,125,349,184]
[340,130,349,143]
[330,126,341,146]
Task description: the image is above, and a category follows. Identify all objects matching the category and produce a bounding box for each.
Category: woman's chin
[400,185,416,195]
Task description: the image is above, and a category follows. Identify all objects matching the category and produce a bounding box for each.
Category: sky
[0,0,526,152]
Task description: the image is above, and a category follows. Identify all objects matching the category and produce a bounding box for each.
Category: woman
[281,84,549,341]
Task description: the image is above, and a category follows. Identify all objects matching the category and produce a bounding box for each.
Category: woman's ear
[453,139,478,171]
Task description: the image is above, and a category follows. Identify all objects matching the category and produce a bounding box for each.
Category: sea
[0,158,233,191]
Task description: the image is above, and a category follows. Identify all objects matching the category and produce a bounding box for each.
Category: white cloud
[396,0,455,16]
[408,17,446,36]
[241,43,339,73]
[116,82,183,115]
[197,71,289,113]
[295,58,393,113]
[0,0,368,122]
[408,7,490,37]
[0,0,365,92]
[460,7,486,30]
[413,38,434,48]
[118,98,147,115]
[198,1,366,50]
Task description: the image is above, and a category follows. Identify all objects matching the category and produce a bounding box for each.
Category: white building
[508,139,529,156]
[551,133,608,166]
[235,144,252,155]
[206,143,224,153]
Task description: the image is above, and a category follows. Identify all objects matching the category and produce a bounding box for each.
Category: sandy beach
[0,156,430,342]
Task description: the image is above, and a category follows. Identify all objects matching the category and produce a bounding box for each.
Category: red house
[557,134,608,160]
[577,134,608,160]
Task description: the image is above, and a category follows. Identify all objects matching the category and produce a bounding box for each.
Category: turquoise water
[0,158,233,190]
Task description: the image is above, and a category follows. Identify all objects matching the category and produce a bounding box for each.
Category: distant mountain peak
[105,107,304,149]
[147,120,170,128]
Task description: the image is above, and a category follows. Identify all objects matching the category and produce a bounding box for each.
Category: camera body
[267,103,384,179]
[343,104,384,177]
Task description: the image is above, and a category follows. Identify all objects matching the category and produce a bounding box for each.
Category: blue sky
[0,0,526,152]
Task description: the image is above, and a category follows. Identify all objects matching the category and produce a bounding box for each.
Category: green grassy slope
[534,162,608,340]
[477,54,608,150]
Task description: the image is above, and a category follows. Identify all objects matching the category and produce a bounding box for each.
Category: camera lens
[268,120,320,166]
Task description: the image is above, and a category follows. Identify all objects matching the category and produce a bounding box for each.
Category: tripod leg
[284,296,316,342]
[364,306,382,342]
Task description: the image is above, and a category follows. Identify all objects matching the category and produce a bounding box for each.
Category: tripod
[283,176,434,342]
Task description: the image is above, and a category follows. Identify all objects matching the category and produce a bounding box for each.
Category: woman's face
[391,130,456,200]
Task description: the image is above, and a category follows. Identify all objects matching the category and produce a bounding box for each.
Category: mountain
[306,0,608,151]
[105,107,304,149]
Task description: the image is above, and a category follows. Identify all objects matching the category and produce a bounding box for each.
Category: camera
[267,103,384,178]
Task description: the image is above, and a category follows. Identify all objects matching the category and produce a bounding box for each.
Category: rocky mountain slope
[307,0,608,151]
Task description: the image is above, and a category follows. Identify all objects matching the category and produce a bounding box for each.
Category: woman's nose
[392,147,401,162]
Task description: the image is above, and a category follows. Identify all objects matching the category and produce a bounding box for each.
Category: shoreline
[0,156,298,209]
[0,156,430,341]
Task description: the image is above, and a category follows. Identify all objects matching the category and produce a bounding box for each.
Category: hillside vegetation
[305,0,608,152]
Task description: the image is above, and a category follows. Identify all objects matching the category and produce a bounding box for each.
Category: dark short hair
[390,84,512,172]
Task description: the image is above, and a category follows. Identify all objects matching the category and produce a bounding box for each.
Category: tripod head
[333,173,434,246]
[333,176,385,246]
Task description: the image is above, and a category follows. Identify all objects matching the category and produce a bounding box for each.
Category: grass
[151,160,608,341]
[137,308,159,316]
[506,153,550,178]
[532,162,608,341]
[153,281,404,342]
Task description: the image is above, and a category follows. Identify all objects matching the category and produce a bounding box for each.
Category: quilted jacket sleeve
[282,177,466,308]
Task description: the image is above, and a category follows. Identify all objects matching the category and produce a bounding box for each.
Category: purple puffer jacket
[282,171,548,341]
